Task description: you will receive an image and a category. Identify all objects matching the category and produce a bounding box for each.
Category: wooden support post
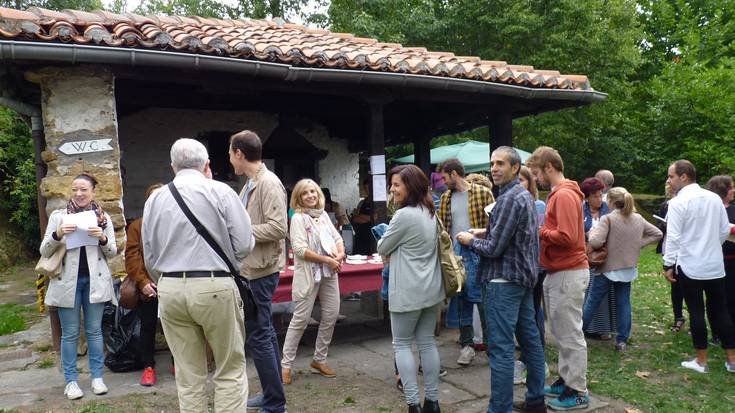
[488,110,513,154]
[414,135,432,177]
[489,111,513,198]
[367,101,388,224]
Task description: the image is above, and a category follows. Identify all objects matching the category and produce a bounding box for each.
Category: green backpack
[435,217,465,299]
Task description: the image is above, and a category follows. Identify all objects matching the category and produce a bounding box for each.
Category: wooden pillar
[414,134,432,177]
[488,110,513,154]
[367,101,388,224]
[489,111,513,198]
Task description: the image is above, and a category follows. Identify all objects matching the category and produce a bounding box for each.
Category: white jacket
[41,209,117,308]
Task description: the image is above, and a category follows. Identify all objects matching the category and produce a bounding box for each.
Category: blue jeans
[57,276,105,383]
[582,274,631,344]
[484,282,545,413]
[391,304,441,406]
[245,272,285,413]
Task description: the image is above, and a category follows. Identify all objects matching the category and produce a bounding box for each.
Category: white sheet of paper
[372,174,387,201]
[63,210,100,249]
[369,155,386,175]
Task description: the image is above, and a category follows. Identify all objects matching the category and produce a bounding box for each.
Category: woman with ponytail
[40,173,117,399]
[584,187,662,352]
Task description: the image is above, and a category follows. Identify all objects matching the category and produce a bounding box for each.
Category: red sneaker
[140,367,156,386]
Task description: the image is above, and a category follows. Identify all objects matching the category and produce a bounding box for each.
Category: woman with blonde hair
[585,187,662,351]
[281,179,345,384]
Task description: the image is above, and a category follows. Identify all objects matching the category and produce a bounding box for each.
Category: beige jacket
[41,210,118,308]
[289,211,343,301]
[588,209,662,274]
[239,163,288,279]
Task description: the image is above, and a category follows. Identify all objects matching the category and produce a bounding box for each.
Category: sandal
[671,317,686,332]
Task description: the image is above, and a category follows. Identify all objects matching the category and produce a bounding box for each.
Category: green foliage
[0,108,39,250]
[135,0,327,23]
[331,1,735,193]
[0,0,103,10]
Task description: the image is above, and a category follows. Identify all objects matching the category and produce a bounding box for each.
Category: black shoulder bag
[167,182,257,321]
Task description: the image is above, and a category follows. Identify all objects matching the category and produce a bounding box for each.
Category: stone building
[0,7,605,272]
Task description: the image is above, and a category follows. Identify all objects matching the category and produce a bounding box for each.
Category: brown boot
[282,367,292,385]
[310,360,336,378]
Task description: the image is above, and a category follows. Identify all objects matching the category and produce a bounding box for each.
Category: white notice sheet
[63,210,99,249]
[372,174,387,201]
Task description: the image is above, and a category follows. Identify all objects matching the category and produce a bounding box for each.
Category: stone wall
[118,108,360,218]
[29,66,126,272]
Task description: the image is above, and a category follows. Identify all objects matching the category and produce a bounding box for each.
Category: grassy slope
[585,246,735,412]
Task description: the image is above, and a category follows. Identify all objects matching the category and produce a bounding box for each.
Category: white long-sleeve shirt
[663,183,730,280]
[142,169,254,276]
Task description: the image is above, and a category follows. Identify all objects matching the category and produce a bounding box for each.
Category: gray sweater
[377,206,444,313]
[588,209,662,274]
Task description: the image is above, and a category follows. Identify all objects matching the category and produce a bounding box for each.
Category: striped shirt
[437,183,494,234]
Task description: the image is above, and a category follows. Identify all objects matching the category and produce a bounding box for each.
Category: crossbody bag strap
[167,182,240,277]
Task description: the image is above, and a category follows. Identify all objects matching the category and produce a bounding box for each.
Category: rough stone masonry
[27,65,126,273]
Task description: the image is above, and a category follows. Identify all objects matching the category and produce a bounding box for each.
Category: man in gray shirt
[437,158,494,366]
[143,138,254,413]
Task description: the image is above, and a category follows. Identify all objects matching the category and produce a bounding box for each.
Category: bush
[0,107,39,251]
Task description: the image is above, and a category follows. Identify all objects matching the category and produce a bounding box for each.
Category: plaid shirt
[471,179,539,289]
[438,183,494,234]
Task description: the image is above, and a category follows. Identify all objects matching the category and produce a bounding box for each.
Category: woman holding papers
[39,173,116,400]
[281,179,345,384]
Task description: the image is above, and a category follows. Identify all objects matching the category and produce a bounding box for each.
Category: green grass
[0,303,33,335]
[583,246,735,412]
[74,403,124,413]
[36,356,54,369]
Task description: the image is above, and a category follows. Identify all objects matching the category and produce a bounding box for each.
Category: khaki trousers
[158,276,247,413]
[543,269,589,392]
[281,275,340,369]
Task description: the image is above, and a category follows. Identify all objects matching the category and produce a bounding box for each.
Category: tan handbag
[35,245,65,278]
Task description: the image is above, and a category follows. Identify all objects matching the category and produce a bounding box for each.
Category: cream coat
[41,209,117,308]
[289,211,343,301]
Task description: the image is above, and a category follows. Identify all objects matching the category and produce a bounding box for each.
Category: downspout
[0,96,47,236]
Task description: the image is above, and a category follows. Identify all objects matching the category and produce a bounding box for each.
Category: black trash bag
[102,280,144,372]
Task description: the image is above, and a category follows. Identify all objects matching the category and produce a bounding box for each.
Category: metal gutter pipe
[0,41,607,104]
[0,96,47,235]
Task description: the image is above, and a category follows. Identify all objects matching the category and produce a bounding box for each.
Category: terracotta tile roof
[0,6,593,91]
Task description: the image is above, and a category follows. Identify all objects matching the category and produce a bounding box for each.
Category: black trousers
[138,297,158,368]
[725,260,735,331]
[678,268,735,350]
[670,276,685,320]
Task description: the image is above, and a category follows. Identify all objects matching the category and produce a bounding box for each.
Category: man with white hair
[595,169,614,201]
[143,138,254,413]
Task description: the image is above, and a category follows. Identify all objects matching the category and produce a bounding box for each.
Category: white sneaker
[513,360,526,384]
[457,345,475,366]
[681,359,708,374]
[726,361,735,373]
[64,381,84,400]
[91,378,108,395]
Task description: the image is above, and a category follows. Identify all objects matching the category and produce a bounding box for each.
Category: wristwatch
[663,264,674,272]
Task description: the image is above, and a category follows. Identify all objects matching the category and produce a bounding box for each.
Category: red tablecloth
[273,262,384,303]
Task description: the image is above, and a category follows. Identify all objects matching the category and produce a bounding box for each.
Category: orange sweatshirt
[539,179,589,272]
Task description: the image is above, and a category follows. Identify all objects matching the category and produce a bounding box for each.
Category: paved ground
[0,300,631,412]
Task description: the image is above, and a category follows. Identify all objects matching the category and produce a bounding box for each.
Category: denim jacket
[583,200,610,234]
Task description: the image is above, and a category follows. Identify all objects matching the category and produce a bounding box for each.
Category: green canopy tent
[394,140,531,173]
